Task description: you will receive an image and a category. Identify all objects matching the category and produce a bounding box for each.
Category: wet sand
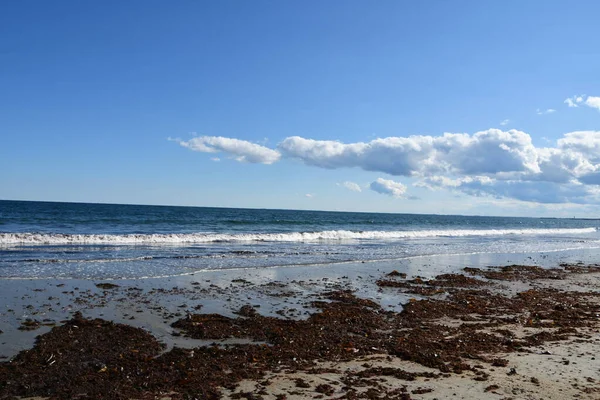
[1,249,600,399]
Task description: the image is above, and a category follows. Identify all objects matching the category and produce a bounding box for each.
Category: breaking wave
[0,228,596,246]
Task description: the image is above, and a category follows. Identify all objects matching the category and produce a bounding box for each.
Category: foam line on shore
[4,243,600,281]
[1,227,596,245]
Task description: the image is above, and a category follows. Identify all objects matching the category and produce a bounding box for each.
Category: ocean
[1,200,599,280]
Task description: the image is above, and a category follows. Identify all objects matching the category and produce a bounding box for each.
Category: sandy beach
[1,249,600,399]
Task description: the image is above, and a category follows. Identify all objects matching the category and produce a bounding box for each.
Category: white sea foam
[0,228,596,245]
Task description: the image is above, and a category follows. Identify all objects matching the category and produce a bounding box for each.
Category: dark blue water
[1,200,599,279]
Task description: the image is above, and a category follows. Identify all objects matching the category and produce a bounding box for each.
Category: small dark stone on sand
[412,387,434,394]
[18,319,41,331]
[386,270,407,278]
[491,358,509,367]
[484,385,500,392]
[236,305,258,317]
[295,378,311,388]
[95,283,120,289]
[315,383,335,395]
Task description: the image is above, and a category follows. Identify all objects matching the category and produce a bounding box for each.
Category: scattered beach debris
[463,265,565,281]
[385,270,407,278]
[17,319,41,331]
[95,282,120,290]
[1,264,600,399]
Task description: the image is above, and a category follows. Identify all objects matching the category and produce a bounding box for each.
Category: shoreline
[1,248,600,398]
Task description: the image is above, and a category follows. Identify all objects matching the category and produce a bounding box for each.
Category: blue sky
[2,1,600,216]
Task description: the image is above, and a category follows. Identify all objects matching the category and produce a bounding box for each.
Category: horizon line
[0,198,592,221]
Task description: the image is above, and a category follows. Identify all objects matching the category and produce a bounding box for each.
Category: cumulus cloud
[500,119,510,126]
[177,136,281,164]
[565,95,584,107]
[536,108,556,115]
[557,131,600,162]
[564,95,600,111]
[279,135,436,175]
[279,129,540,177]
[174,128,600,205]
[585,96,600,111]
[338,181,362,192]
[370,178,407,198]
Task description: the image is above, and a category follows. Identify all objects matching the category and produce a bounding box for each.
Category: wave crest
[0,228,596,245]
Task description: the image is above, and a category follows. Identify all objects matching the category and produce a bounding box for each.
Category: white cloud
[564,95,584,107]
[338,181,362,192]
[210,157,221,162]
[500,119,510,126]
[305,193,314,198]
[177,136,281,164]
[536,108,556,115]
[279,129,539,177]
[553,132,600,179]
[584,96,600,111]
[174,128,600,205]
[370,178,407,198]
[279,135,434,175]
[564,94,600,111]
